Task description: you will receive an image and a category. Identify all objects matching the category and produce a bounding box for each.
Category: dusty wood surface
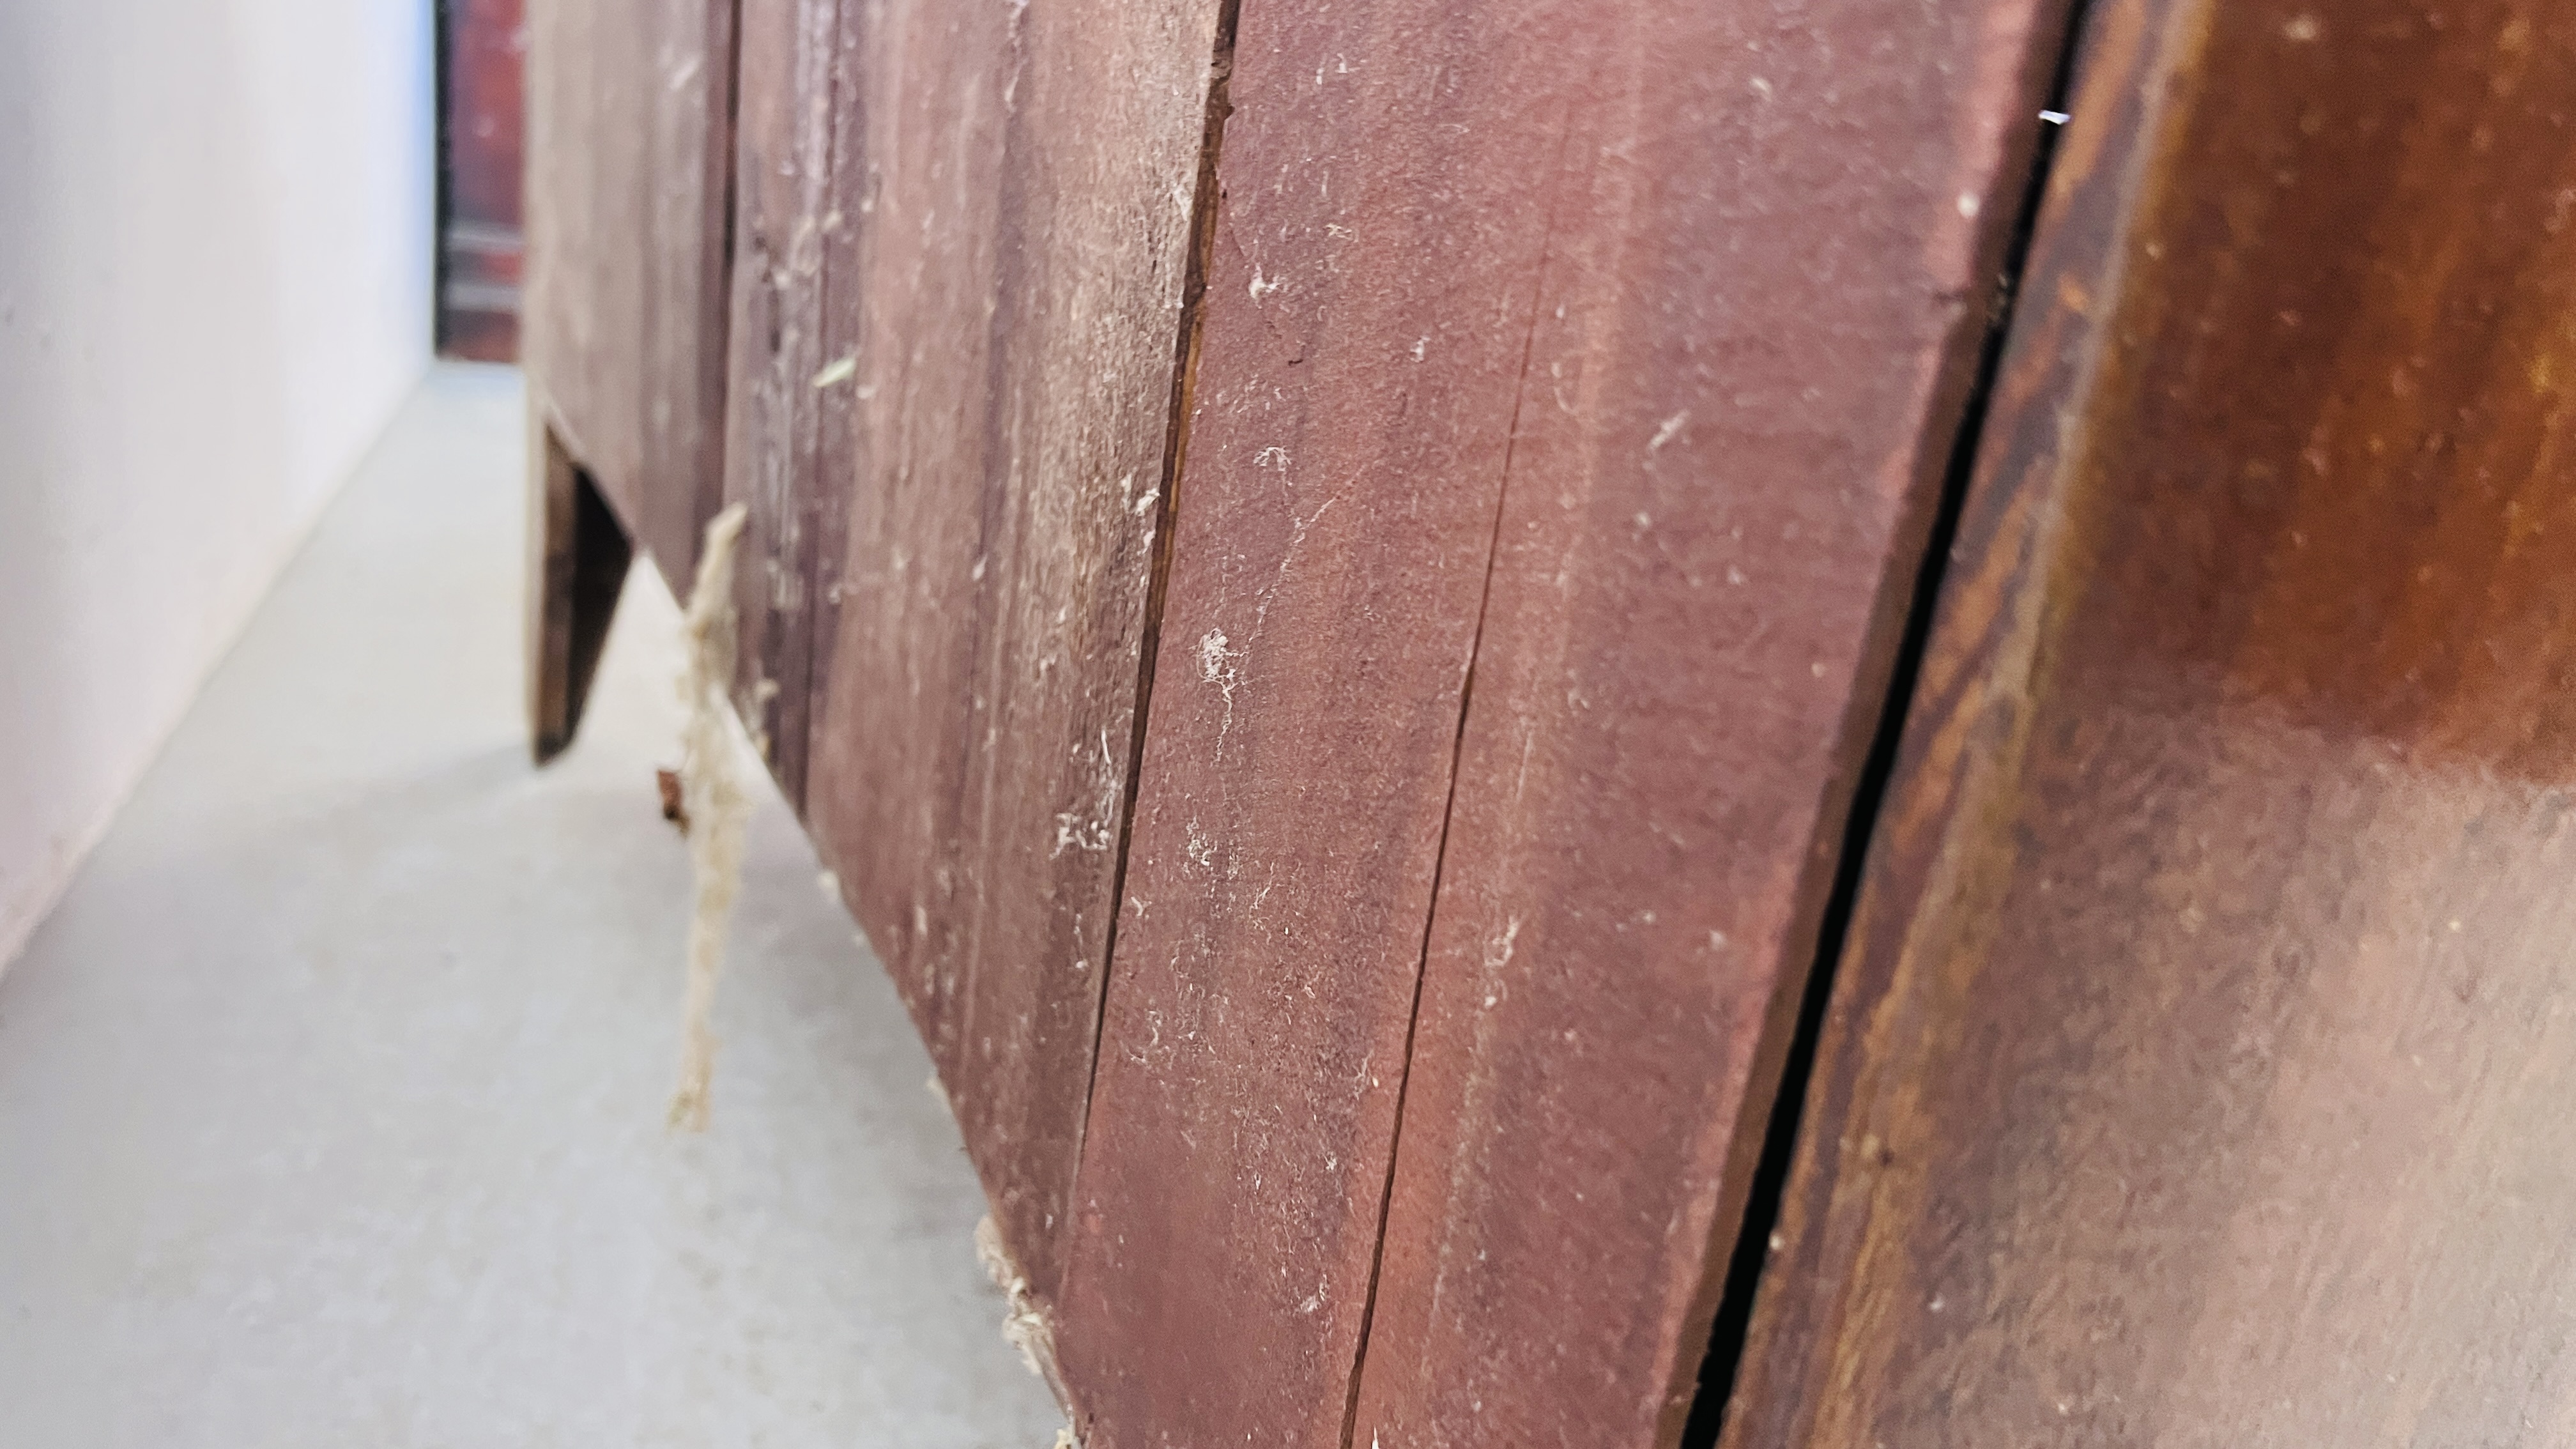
[719,0,856,804]
[1050,3,1565,1438]
[1346,2,2078,1446]
[1057,0,2064,1444]
[523,0,738,590]
[1723,1,2576,1445]
[747,0,1227,1301]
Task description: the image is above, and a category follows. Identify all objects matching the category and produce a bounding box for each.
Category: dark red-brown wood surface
[523,0,738,586]
[725,0,1228,1305]
[440,0,527,362]
[1350,2,2080,1445]
[1057,1,1522,1431]
[1723,2,2576,1445]
[720,0,856,804]
[1055,1,2073,1445]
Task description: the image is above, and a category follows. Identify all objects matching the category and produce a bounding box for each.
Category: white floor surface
[0,364,1066,1448]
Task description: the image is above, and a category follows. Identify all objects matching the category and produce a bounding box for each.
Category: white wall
[0,0,434,967]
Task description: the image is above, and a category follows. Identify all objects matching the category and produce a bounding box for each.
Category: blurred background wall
[436,0,526,361]
[0,0,435,966]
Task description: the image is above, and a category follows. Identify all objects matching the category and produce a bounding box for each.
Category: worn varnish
[1723,2,2576,1445]
[753,0,1228,1304]
[522,0,738,587]
[1054,0,2068,1445]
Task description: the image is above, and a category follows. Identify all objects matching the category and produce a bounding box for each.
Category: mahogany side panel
[1060,1,2071,1445]
[767,0,1229,1305]
[523,0,737,590]
[1353,1,2076,1445]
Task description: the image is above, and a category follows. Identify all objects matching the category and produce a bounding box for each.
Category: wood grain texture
[523,0,738,590]
[719,0,857,803]
[1346,3,2076,1447]
[763,0,1226,1302]
[1723,2,2576,1445]
[1050,4,1565,1439]
[1057,1,2063,1444]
